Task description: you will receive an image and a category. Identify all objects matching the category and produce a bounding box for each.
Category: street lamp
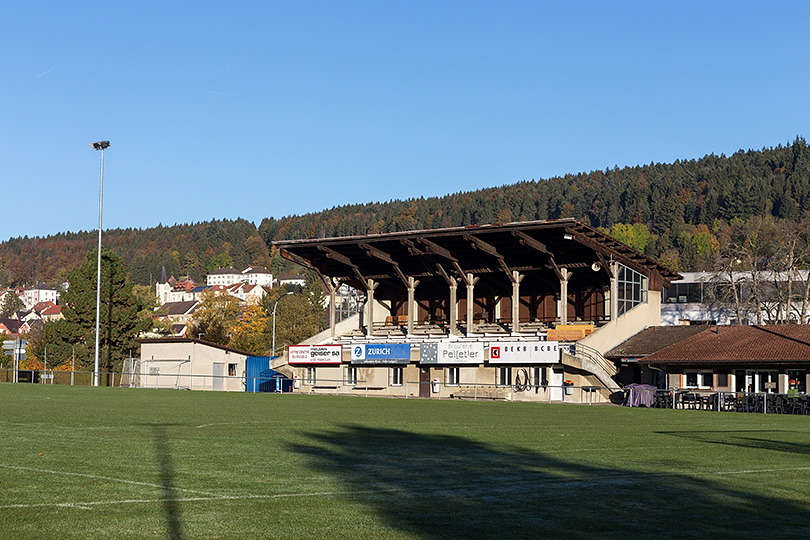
[271,291,294,357]
[90,140,109,387]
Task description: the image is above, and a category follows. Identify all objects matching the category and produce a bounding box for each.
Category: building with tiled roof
[605,324,710,386]
[640,325,810,394]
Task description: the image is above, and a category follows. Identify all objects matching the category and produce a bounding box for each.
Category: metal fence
[625,387,810,415]
[4,368,807,414]
[0,368,129,387]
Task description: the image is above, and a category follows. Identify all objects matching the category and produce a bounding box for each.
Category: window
[617,264,648,315]
[716,371,729,387]
[788,370,806,394]
[228,363,237,376]
[446,367,460,386]
[391,367,403,386]
[533,366,548,387]
[346,366,358,386]
[685,371,713,389]
[663,282,703,304]
[304,367,316,385]
[498,366,512,386]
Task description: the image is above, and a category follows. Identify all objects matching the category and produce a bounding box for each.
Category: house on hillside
[19,284,58,310]
[206,266,274,287]
[154,300,199,336]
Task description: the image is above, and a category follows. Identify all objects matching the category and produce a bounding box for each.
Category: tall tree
[0,292,24,318]
[28,248,149,372]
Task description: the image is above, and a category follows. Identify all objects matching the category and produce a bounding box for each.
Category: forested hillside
[260,137,810,271]
[2,137,809,287]
[0,219,269,288]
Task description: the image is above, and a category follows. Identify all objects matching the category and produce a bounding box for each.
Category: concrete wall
[581,290,662,354]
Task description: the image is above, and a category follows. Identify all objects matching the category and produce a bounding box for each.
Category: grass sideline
[1,384,809,539]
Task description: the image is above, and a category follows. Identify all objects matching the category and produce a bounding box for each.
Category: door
[549,366,563,401]
[213,362,225,391]
[419,367,431,398]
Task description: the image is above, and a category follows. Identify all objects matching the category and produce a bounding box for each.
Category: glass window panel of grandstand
[617,264,648,316]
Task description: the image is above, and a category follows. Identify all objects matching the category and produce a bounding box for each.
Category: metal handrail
[569,342,617,376]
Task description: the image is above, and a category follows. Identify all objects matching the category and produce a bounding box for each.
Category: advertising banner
[288,344,343,365]
[488,341,560,364]
[420,342,485,364]
[351,343,411,365]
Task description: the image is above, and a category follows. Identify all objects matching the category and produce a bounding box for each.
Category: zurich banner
[351,343,411,364]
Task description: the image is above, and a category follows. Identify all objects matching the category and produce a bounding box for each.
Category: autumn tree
[264,280,327,354]
[187,288,240,345]
[229,299,271,355]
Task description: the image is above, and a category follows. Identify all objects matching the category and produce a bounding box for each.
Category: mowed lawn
[1,384,809,539]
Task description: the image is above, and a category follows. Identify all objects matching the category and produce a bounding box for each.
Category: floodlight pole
[90,140,110,387]
[272,291,294,356]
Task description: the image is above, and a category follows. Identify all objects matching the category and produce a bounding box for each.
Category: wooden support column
[558,268,571,325]
[511,270,523,333]
[326,279,337,339]
[448,279,458,335]
[364,279,378,336]
[406,276,419,335]
[464,273,479,335]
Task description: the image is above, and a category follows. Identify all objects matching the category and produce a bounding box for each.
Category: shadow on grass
[656,429,810,455]
[149,424,184,540]
[289,425,810,539]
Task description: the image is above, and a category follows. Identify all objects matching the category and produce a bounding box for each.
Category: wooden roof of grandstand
[274,218,680,299]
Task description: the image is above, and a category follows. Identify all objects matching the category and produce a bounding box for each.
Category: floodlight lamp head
[90,141,110,151]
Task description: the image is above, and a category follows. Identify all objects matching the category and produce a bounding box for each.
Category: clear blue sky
[2,2,809,240]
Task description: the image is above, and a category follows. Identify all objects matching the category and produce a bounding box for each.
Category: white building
[19,284,58,310]
[206,266,274,287]
[660,270,810,325]
[137,338,249,391]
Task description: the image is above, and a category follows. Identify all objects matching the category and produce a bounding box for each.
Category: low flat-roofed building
[138,337,249,392]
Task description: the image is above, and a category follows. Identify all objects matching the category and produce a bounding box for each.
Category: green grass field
[1,384,809,539]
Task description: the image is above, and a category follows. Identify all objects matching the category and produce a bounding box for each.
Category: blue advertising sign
[351,343,411,364]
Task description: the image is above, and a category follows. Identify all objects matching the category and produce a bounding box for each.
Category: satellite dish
[591,262,601,272]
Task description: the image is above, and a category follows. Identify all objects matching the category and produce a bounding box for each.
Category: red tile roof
[640,325,810,364]
[605,325,709,359]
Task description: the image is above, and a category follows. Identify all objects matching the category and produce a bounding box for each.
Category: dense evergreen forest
[1,137,809,288]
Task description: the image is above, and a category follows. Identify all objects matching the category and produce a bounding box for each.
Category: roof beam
[512,230,550,255]
[359,242,409,287]
[418,238,457,262]
[464,233,515,281]
[317,246,367,283]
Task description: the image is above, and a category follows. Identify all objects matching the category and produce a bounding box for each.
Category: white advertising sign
[288,344,343,365]
[420,342,485,364]
[488,341,560,364]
